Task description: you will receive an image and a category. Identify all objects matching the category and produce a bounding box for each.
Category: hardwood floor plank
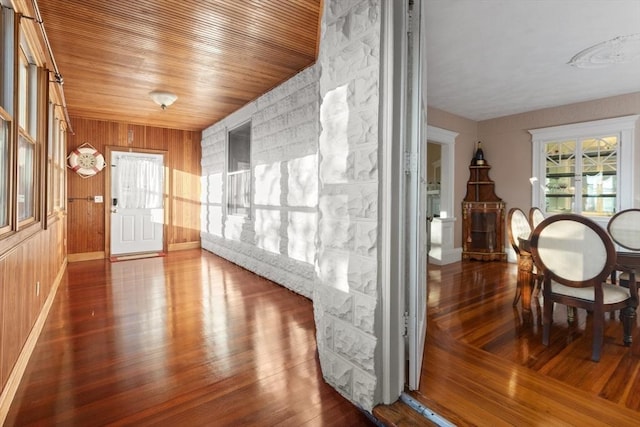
[5,250,373,426]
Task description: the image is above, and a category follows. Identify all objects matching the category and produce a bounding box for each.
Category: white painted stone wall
[201,65,319,298]
[200,0,384,412]
[315,0,381,411]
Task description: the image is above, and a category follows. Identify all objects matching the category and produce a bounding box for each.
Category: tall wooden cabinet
[462,160,506,261]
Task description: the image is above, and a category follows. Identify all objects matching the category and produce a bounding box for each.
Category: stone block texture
[201,65,319,298]
[315,0,381,411]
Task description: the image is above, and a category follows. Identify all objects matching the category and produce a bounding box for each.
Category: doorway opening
[426,126,460,265]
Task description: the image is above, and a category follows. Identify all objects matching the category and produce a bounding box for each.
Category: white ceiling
[426,0,640,121]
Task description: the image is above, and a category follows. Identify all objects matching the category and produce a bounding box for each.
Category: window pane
[18,53,27,130]
[544,140,576,214]
[581,136,618,217]
[227,170,250,216]
[1,8,15,114]
[0,117,8,227]
[18,134,35,221]
[47,103,54,213]
[227,122,251,217]
[228,122,251,173]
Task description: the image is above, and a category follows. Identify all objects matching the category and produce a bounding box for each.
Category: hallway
[5,250,373,426]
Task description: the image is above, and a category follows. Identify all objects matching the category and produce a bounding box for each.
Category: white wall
[201,65,319,298]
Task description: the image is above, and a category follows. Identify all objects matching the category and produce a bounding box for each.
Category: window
[46,103,66,214]
[529,115,639,223]
[0,113,9,229]
[16,38,38,224]
[227,121,251,217]
[1,6,15,115]
[17,134,34,221]
[57,120,66,210]
[0,7,14,233]
[18,51,28,130]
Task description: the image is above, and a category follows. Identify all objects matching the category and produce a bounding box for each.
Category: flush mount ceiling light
[149,90,178,110]
[568,33,640,69]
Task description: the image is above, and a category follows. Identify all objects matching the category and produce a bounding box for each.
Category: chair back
[530,214,616,287]
[507,208,531,254]
[607,208,640,251]
[529,207,545,228]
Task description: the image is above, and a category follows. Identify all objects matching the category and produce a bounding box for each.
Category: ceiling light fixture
[568,33,640,69]
[149,90,178,110]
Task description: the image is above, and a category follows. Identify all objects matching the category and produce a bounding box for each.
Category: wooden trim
[0,257,67,425]
[68,251,104,262]
[168,241,200,252]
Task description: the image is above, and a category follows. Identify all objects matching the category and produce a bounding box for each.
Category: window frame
[56,118,66,211]
[529,115,639,226]
[15,31,40,227]
[46,100,54,215]
[226,120,252,218]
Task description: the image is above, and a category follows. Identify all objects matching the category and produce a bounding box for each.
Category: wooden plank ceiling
[37,0,321,131]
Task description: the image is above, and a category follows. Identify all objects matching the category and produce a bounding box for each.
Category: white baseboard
[428,247,462,265]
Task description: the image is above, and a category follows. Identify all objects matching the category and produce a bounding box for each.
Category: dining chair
[529,206,545,229]
[530,214,635,362]
[607,208,640,288]
[528,207,547,299]
[607,208,640,251]
[507,208,534,306]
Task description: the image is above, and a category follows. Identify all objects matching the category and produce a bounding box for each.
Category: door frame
[378,0,405,403]
[104,146,169,258]
[378,0,427,403]
[405,0,427,391]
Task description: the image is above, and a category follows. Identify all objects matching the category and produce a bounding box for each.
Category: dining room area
[398,207,640,425]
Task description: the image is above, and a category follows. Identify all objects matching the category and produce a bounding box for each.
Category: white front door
[110,151,164,256]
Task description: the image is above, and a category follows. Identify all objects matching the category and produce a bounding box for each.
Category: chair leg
[531,275,542,299]
[512,285,521,306]
[591,311,604,362]
[622,305,636,347]
[542,297,553,346]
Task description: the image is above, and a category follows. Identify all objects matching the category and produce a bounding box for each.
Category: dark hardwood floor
[5,250,374,426]
[409,260,640,426]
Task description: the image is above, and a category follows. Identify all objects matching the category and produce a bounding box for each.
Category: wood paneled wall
[0,216,66,396]
[67,117,202,257]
